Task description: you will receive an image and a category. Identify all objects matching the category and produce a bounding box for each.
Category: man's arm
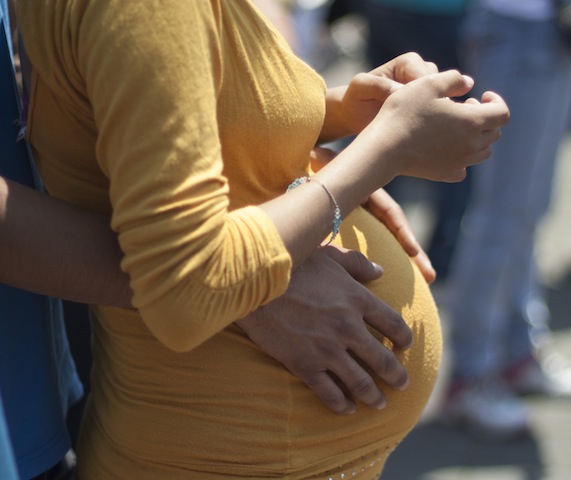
[0,176,133,307]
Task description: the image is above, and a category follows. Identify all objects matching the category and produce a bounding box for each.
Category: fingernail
[372,262,384,274]
[375,398,388,410]
[397,377,410,391]
[462,74,474,87]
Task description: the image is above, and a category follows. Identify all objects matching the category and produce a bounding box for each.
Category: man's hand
[236,246,413,415]
[365,188,436,283]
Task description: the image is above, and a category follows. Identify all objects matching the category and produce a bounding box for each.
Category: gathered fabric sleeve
[73,0,292,351]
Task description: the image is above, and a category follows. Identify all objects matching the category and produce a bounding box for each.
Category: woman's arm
[0,176,132,307]
[262,74,508,269]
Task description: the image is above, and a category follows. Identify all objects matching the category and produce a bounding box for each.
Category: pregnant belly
[81,207,442,479]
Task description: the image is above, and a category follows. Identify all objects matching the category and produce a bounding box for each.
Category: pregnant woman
[16,1,508,478]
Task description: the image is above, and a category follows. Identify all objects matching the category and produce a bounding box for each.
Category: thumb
[428,70,474,99]
[322,245,384,282]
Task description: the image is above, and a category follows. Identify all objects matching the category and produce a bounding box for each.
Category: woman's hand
[347,71,509,184]
[320,52,439,142]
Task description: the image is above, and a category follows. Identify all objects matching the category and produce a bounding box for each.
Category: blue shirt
[0,2,83,478]
[0,394,18,480]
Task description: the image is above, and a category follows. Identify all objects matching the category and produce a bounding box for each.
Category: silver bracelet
[287,176,342,245]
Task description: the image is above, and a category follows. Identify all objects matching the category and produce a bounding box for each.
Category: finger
[375,52,438,82]
[397,59,439,82]
[465,145,493,166]
[439,167,468,183]
[481,90,507,105]
[475,91,510,127]
[352,72,403,102]
[361,289,413,349]
[482,127,502,145]
[328,354,389,410]
[346,332,410,392]
[411,249,437,284]
[367,189,420,257]
[426,70,474,99]
[322,245,384,283]
[302,371,357,415]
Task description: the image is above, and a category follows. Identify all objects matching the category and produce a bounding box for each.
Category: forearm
[260,122,399,268]
[0,177,132,307]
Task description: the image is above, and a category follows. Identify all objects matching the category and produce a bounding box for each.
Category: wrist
[350,122,401,185]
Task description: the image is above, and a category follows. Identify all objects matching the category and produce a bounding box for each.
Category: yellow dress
[17,0,442,478]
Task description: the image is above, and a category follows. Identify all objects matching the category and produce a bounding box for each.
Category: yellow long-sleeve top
[19,0,317,352]
[18,1,442,479]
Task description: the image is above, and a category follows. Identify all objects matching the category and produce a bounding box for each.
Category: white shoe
[440,378,530,441]
[505,353,571,397]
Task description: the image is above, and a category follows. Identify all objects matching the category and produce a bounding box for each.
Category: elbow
[136,271,290,353]
[136,286,250,353]
[152,328,206,353]
[139,304,220,353]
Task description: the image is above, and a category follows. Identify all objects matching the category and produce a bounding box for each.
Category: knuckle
[426,61,438,73]
[501,109,511,124]
[455,169,468,181]
[323,390,347,407]
[480,146,492,161]
[288,360,315,377]
[376,353,408,388]
[347,249,372,274]
[392,322,413,348]
[376,350,400,375]
[382,310,409,335]
[350,375,377,396]
[332,316,361,341]
[321,390,352,414]
[401,51,421,61]
[353,72,370,86]
[303,376,352,414]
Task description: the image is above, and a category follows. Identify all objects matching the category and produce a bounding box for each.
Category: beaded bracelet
[287,176,342,245]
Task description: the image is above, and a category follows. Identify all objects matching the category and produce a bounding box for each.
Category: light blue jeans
[447,1,571,380]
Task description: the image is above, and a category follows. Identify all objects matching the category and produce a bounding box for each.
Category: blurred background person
[441,0,571,441]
